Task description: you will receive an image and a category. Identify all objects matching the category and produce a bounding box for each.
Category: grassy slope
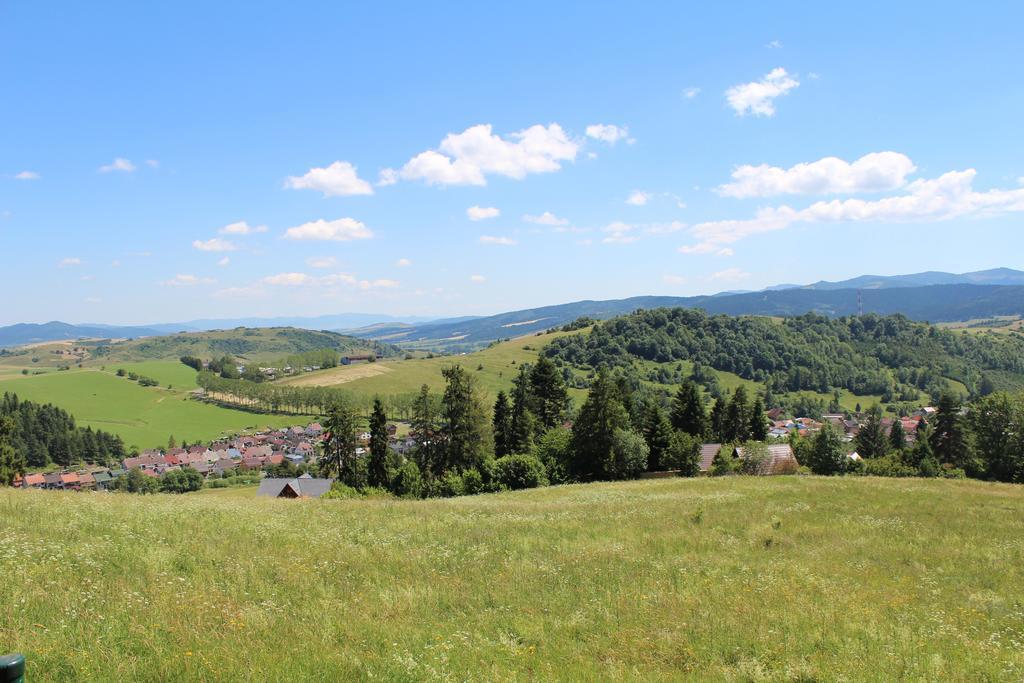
[0,364,309,450]
[279,330,588,403]
[2,477,1023,680]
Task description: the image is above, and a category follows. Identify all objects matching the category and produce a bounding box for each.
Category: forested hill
[90,327,401,363]
[543,309,1024,399]
[1,392,126,468]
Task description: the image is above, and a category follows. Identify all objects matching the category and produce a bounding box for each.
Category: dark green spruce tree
[570,367,630,481]
[367,398,390,489]
[528,356,569,431]
[670,380,707,438]
[492,390,513,458]
[748,395,769,441]
[856,405,889,458]
[642,400,674,471]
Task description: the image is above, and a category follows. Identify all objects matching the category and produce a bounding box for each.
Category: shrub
[390,460,423,499]
[711,447,737,476]
[321,481,362,500]
[437,471,466,497]
[531,428,573,484]
[863,455,918,478]
[493,454,549,490]
[664,431,702,477]
[461,468,485,495]
[609,428,649,480]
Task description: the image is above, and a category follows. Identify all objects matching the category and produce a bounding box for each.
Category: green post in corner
[0,654,25,683]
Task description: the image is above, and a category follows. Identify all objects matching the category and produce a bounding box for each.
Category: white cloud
[479,235,517,246]
[663,274,687,285]
[58,257,81,268]
[716,152,917,198]
[14,171,39,180]
[711,268,751,281]
[85,297,101,304]
[469,274,486,283]
[523,211,569,226]
[283,218,372,242]
[398,123,578,186]
[264,272,314,286]
[467,206,500,221]
[683,87,701,99]
[219,220,268,235]
[626,190,652,206]
[307,256,337,269]
[145,159,160,168]
[284,161,373,196]
[98,157,136,173]
[643,221,687,235]
[585,124,633,145]
[765,39,783,49]
[377,168,399,186]
[395,258,412,267]
[192,237,237,252]
[214,286,265,299]
[726,68,799,117]
[217,257,230,267]
[601,221,637,244]
[363,279,399,289]
[163,274,215,287]
[681,168,1024,254]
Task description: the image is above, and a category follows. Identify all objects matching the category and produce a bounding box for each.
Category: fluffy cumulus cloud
[716,152,917,198]
[163,274,215,287]
[601,221,637,244]
[219,221,268,235]
[681,168,1024,254]
[585,124,632,144]
[467,205,500,221]
[260,271,399,291]
[264,272,314,286]
[396,123,578,186]
[469,274,486,283]
[58,257,81,268]
[283,218,372,242]
[711,268,751,281]
[98,157,136,173]
[479,235,517,246]
[306,256,337,269]
[284,161,374,196]
[14,171,39,180]
[626,190,652,206]
[683,87,701,99]
[523,211,569,226]
[395,258,412,267]
[726,68,799,117]
[192,237,237,252]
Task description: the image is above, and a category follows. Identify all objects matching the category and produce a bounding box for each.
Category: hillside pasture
[1,477,1023,680]
[0,367,310,449]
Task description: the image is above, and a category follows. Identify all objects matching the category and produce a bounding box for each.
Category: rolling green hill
[3,476,1024,680]
[88,327,400,364]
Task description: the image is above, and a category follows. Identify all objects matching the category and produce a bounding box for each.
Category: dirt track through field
[279,363,393,387]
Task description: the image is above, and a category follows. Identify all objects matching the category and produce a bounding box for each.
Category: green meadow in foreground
[3,478,1024,680]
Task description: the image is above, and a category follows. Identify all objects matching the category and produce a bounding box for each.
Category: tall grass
[2,477,1023,680]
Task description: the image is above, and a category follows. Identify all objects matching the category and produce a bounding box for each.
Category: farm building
[732,444,799,475]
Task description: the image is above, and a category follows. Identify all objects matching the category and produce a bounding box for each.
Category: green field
[0,364,310,450]
[279,330,588,404]
[2,476,1023,680]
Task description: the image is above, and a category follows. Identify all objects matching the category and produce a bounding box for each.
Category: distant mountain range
[2,268,1022,349]
[345,282,1024,351]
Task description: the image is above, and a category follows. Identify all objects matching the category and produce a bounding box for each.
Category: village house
[256,474,334,499]
[733,443,799,475]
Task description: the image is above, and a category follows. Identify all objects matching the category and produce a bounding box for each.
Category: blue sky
[2,1,1023,325]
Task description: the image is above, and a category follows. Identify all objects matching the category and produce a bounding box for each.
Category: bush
[863,455,918,478]
[711,447,738,476]
[390,460,423,498]
[609,428,649,480]
[461,467,485,495]
[436,471,466,497]
[493,454,549,490]
[664,431,702,477]
[321,481,362,499]
[531,428,573,484]
[160,467,204,493]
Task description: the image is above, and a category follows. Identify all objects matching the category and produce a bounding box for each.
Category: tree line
[0,392,126,480]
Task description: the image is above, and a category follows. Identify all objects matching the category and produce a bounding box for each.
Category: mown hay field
[2,476,1023,680]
